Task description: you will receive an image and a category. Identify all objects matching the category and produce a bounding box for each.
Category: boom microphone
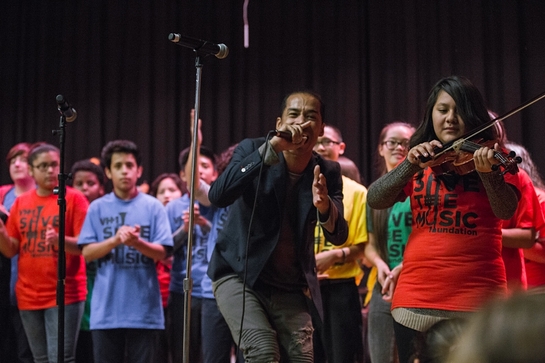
[56,95,77,122]
[168,33,229,59]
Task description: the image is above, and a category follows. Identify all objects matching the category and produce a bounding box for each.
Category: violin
[428,138,522,176]
[421,89,545,176]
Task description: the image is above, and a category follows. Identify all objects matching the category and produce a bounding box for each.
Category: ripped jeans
[212,274,314,363]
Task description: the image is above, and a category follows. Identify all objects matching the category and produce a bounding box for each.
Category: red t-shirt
[501,169,545,291]
[156,258,172,308]
[7,187,89,310]
[526,188,545,288]
[393,168,520,312]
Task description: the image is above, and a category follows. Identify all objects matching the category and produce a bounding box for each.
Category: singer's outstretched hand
[313,165,330,215]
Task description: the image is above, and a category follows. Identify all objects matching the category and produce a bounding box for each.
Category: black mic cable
[235,131,277,357]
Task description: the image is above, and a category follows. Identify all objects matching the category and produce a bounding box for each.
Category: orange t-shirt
[7,187,88,310]
[393,169,520,312]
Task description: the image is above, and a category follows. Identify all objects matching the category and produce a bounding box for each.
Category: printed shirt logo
[97,212,153,268]
[19,206,59,257]
[412,172,479,236]
[387,199,412,268]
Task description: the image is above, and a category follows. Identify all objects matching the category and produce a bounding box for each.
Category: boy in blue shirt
[166,143,217,363]
[78,140,173,363]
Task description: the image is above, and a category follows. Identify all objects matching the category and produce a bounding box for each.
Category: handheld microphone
[168,33,229,59]
[273,130,292,142]
[56,94,77,122]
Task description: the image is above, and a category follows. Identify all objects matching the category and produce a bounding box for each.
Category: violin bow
[432,90,545,159]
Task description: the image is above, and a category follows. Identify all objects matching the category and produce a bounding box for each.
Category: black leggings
[393,320,418,363]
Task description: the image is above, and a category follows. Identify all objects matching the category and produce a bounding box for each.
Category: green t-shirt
[367,198,412,270]
[386,198,412,269]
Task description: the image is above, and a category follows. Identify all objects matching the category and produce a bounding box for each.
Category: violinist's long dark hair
[410,76,497,148]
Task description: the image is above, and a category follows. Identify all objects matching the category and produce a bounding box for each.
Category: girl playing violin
[367,76,521,363]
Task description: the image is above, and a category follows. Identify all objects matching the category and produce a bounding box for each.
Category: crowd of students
[1,77,545,363]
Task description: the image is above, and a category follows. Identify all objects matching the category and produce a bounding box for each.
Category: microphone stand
[52,113,70,363]
[183,52,204,363]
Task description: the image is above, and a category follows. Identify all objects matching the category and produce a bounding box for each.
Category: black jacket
[207,137,348,317]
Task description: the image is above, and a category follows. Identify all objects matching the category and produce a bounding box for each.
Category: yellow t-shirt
[314,175,368,285]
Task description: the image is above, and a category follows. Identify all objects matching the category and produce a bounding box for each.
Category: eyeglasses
[382,139,410,150]
[32,161,59,172]
[315,138,341,147]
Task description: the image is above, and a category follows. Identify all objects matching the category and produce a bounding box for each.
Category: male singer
[207,90,348,362]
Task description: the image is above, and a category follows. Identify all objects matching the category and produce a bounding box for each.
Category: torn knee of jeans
[241,328,280,362]
[289,326,314,353]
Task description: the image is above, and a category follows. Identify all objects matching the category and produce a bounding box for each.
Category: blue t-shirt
[3,187,19,306]
[78,192,173,330]
[166,194,215,298]
[201,206,229,299]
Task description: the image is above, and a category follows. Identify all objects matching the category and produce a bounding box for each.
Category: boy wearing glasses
[0,143,89,363]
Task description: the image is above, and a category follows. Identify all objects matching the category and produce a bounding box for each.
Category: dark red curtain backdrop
[2,0,545,186]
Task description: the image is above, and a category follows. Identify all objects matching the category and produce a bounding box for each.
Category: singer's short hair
[280,90,325,121]
[28,143,60,166]
[101,140,142,169]
[178,146,217,170]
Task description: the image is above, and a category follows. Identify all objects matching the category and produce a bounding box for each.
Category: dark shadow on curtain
[1,0,544,185]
